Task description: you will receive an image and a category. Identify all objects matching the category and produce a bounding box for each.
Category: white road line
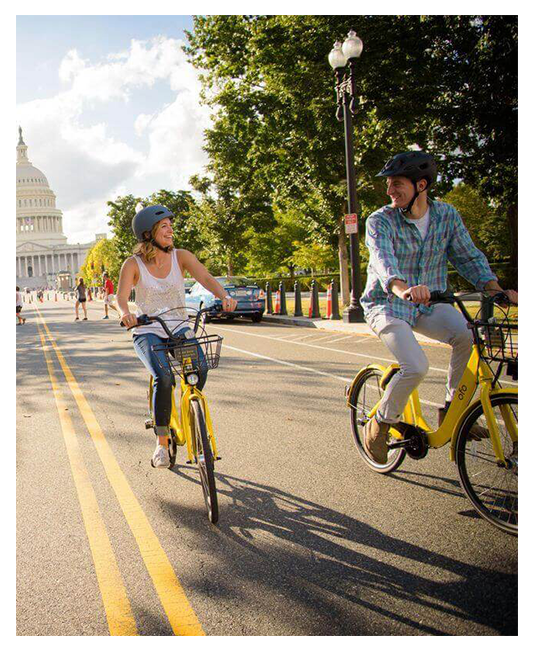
[222,344,444,410]
[216,325,449,373]
[303,334,347,344]
[216,325,516,388]
[222,344,351,383]
[323,334,363,344]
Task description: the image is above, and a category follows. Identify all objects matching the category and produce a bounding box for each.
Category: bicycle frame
[354,344,517,466]
[149,376,219,463]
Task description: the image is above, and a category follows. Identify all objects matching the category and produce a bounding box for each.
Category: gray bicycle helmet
[377,151,437,214]
[132,204,174,242]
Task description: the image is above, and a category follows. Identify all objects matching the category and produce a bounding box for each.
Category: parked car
[184,278,195,294]
[186,277,265,322]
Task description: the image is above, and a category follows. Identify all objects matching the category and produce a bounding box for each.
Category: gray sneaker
[151,444,170,469]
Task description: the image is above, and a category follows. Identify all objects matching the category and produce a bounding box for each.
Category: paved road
[17,298,517,636]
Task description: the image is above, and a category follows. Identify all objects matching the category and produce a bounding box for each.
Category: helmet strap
[150,238,173,253]
[401,180,428,215]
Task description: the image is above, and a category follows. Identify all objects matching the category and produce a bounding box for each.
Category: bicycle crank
[387,422,428,460]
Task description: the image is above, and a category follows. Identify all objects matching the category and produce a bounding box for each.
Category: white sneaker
[152,444,170,469]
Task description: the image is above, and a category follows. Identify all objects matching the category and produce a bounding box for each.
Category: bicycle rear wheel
[456,393,518,535]
[168,428,178,468]
[190,399,219,524]
[349,367,406,474]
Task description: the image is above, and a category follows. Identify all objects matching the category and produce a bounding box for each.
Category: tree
[189,174,274,276]
[441,184,510,262]
[81,237,121,287]
[185,15,517,292]
[184,16,452,303]
[423,15,518,266]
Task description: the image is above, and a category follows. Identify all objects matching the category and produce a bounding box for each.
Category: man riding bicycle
[360,151,518,464]
[116,204,237,469]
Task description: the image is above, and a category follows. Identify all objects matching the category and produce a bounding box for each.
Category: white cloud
[16,36,211,244]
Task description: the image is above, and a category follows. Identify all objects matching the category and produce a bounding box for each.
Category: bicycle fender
[449,387,518,462]
[345,364,387,407]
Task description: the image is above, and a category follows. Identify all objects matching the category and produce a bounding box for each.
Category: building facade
[16,128,98,289]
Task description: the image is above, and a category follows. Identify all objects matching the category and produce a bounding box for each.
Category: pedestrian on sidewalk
[16,286,26,325]
[74,277,88,321]
[360,151,518,464]
[102,271,116,318]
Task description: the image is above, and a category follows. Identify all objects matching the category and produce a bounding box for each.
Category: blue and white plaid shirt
[360,199,497,326]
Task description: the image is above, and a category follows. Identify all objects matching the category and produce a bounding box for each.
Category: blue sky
[16,15,208,244]
[17,15,194,102]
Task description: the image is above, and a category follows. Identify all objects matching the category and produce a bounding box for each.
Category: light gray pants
[368,305,473,424]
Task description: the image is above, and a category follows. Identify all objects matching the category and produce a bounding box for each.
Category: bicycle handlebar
[120,306,214,337]
[409,289,514,324]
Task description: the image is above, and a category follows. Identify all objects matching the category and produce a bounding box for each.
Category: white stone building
[16,128,99,289]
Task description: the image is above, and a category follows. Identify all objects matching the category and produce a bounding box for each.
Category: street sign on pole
[344,213,358,234]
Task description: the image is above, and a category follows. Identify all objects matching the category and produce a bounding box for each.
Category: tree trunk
[227,254,234,277]
[338,217,350,305]
[506,202,518,271]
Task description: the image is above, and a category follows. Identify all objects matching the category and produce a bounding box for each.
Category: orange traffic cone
[326,283,332,319]
[274,290,281,314]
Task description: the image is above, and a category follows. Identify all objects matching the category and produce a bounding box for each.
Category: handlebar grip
[429,290,455,303]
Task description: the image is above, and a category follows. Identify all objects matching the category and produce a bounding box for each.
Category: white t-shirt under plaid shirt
[360,199,497,327]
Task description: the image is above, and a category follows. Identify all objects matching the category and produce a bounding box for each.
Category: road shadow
[163,469,517,636]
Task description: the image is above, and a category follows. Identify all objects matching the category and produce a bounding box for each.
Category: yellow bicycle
[346,291,518,535]
[131,308,222,524]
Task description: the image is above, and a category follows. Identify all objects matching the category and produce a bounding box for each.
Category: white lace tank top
[132,249,189,338]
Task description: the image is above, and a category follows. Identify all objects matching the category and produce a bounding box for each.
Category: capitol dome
[17,163,49,188]
[16,126,66,247]
[16,127,97,290]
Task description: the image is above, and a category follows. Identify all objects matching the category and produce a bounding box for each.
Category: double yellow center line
[34,305,205,636]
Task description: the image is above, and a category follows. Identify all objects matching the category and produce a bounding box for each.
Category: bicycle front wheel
[349,367,406,474]
[190,399,219,524]
[456,392,518,535]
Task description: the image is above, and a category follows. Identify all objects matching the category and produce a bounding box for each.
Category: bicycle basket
[475,316,518,365]
[152,335,223,376]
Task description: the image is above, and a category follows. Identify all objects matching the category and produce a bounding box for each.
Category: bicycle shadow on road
[164,468,517,636]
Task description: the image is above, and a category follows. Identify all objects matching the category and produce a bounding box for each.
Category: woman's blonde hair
[133,222,160,263]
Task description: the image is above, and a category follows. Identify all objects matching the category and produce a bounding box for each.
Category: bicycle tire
[190,399,219,523]
[168,428,178,468]
[349,367,406,474]
[456,392,518,535]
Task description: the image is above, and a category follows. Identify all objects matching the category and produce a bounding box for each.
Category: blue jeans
[133,327,207,436]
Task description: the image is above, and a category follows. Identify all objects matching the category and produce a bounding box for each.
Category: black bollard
[294,280,303,317]
[330,279,341,320]
[266,282,273,314]
[278,281,287,315]
[309,280,321,318]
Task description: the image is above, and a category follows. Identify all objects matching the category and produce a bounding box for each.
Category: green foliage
[81,237,121,287]
[441,184,510,261]
[184,15,517,275]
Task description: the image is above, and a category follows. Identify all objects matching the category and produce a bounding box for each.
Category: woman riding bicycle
[116,204,237,469]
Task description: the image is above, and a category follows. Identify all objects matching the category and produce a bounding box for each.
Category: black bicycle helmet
[377,151,437,214]
[132,204,174,242]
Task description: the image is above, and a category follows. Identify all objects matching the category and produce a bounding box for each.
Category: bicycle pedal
[145,419,154,430]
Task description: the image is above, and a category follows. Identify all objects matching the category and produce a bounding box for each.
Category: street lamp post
[329,31,365,323]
